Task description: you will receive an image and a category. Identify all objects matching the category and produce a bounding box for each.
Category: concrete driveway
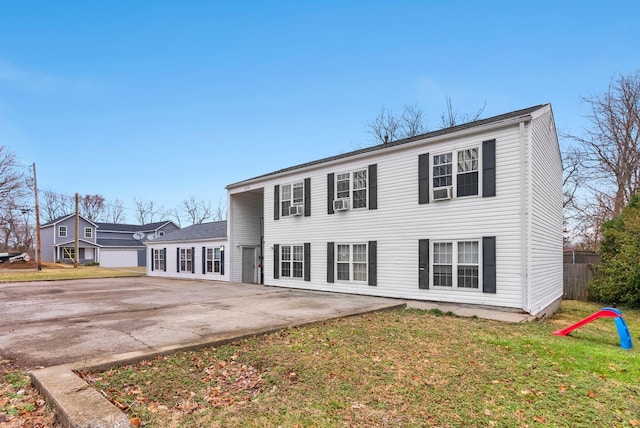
[0,277,402,367]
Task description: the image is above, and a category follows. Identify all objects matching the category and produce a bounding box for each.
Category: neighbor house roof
[148,221,227,244]
[227,104,548,188]
[96,238,145,248]
[94,221,177,232]
[41,214,98,228]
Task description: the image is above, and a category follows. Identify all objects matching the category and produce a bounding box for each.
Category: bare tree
[367,98,485,145]
[0,146,25,207]
[440,96,486,129]
[133,197,164,225]
[566,71,640,219]
[213,197,227,221]
[182,196,213,225]
[79,194,105,222]
[41,189,73,222]
[105,199,126,223]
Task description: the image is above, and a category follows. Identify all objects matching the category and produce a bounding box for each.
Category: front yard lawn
[83,301,639,427]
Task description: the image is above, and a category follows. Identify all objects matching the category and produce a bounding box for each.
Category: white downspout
[519,121,530,313]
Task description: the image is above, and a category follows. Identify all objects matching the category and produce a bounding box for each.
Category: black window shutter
[327,242,334,283]
[418,153,430,204]
[482,139,496,197]
[368,241,377,286]
[483,237,496,293]
[176,247,180,272]
[304,242,311,281]
[304,178,311,217]
[220,249,225,275]
[274,185,280,220]
[163,248,167,272]
[368,164,377,210]
[273,244,280,279]
[418,239,429,289]
[191,247,195,273]
[327,173,335,214]
[202,246,206,274]
[150,249,154,272]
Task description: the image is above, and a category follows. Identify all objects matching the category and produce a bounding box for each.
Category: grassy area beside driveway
[0,264,145,282]
[83,300,639,427]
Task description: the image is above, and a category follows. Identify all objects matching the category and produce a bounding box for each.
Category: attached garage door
[100,250,139,267]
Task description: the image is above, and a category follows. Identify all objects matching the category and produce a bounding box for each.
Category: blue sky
[1,1,638,223]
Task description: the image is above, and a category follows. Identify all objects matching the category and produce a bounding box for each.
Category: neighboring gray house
[40,215,178,267]
[226,104,563,317]
[145,221,228,281]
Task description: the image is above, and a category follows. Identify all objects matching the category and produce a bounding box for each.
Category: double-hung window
[335,169,368,209]
[432,240,479,289]
[281,245,303,278]
[179,248,192,272]
[432,147,479,199]
[153,249,165,271]
[84,227,93,238]
[59,226,67,238]
[206,248,221,273]
[336,243,368,282]
[281,182,304,216]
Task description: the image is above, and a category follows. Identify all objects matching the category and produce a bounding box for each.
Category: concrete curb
[30,302,406,428]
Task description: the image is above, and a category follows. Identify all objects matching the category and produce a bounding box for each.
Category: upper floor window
[59,226,67,238]
[432,147,479,200]
[281,182,304,216]
[335,169,368,209]
[84,227,93,238]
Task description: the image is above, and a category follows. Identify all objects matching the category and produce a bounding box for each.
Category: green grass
[83,300,640,427]
[0,265,145,282]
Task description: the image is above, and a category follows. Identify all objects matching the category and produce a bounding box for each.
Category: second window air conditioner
[289,205,304,216]
[433,186,453,201]
[333,198,351,211]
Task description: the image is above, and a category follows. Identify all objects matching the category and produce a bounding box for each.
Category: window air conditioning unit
[289,205,304,216]
[333,198,350,211]
[433,186,453,201]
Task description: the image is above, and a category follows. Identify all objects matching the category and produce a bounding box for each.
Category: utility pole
[74,192,79,268]
[32,163,42,271]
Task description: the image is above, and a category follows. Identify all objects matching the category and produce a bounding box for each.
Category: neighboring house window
[281,182,304,216]
[280,245,303,278]
[206,248,221,273]
[59,226,67,238]
[179,248,192,272]
[153,249,165,271]
[432,147,479,198]
[158,231,165,236]
[61,247,74,259]
[336,243,367,282]
[432,240,480,289]
[335,169,368,209]
[84,227,92,238]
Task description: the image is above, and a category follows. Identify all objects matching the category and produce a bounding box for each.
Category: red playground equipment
[553,307,633,350]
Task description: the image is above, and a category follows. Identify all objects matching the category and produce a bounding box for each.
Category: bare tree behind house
[213,197,227,221]
[366,106,401,144]
[133,197,165,225]
[105,198,126,223]
[182,196,213,225]
[79,194,106,222]
[41,189,74,222]
[440,96,486,129]
[563,70,640,248]
[0,146,25,207]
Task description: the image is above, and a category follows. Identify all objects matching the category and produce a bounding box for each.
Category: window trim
[59,226,67,238]
[335,242,368,283]
[334,168,368,210]
[206,247,222,274]
[280,181,305,217]
[431,145,481,201]
[153,248,165,271]
[84,227,93,238]
[179,248,193,273]
[430,239,481,290]
[280,244,304,279]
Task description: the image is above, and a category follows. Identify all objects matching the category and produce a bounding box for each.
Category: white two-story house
[225,104,563,317]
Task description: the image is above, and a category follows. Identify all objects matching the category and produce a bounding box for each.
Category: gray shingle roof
[150,221,227,243]
[95,221,176,232]
[227,104,548,187]
[97,239,145,248]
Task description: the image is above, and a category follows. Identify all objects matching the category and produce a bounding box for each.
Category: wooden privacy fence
[563,263,600,301]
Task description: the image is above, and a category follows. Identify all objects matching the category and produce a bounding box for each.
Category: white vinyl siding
[146,240,229,281]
